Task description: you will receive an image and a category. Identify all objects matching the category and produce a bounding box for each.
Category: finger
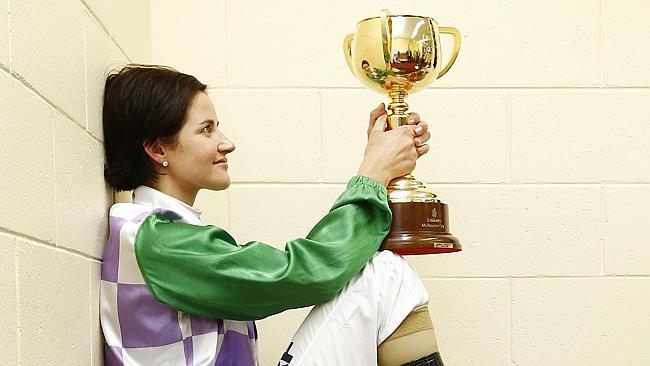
[416,144,430,156]
[417,131,431,144]
[371,114,388,133]
[369,103,387,120]
[407,112,420,125]
[414,121,428,136]
[368,104,387,136]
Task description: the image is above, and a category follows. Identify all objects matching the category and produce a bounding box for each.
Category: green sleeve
[134,175,392,321]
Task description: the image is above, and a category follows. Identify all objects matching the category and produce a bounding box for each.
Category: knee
[372,249,407,267]
[370,250,415,278]
[369,250,429,304]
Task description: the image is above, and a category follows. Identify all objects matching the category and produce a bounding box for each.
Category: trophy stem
[386,85,409,130]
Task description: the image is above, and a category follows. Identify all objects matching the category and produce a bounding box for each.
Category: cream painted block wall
[147,0,650,365]
[0,0,149,364]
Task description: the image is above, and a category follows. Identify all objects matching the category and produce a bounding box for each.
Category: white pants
[278,250,430,366]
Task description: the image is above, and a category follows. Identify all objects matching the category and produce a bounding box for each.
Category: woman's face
[164,91,235,192]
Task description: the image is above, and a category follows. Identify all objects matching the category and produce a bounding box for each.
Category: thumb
[371,114,388,133]
[369,103,386,120]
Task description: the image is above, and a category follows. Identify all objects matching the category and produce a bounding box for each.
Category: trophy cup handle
[436,26,461,79]
[380,9,392,66]
[343,33,355,74]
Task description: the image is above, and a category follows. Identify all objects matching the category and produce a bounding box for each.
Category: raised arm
[134,175,391,320]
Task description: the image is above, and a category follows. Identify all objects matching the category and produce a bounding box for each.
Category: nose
[219,138,236,154]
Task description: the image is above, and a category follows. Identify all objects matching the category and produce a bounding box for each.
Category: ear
[143,139,167,166]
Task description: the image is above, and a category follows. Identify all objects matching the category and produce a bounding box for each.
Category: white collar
[132,185,202,225]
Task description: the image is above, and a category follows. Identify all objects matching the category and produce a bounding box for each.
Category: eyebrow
[199,119,220,127]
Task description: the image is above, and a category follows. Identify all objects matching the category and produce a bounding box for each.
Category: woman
[99,64,443,365]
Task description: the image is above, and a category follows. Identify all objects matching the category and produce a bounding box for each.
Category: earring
[162,160,169,167]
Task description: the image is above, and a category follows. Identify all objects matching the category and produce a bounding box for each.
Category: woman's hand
[367,103,431,157]
[358,114,419,186]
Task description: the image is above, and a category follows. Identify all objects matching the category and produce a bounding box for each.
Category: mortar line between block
[52,106,58,265]
[229,181,650,187]
[78,0,131,64]
[418,274,650,279]
[223,0,228,86]
[318,90,324,182]
[600,184,605,276]
[509,277,513,366]
[14,239,21,364]
[599,0,604,87]
[83,11,89,131]
[89,261,94,365]
[206,86,650,91]
[0,227,102,263]
[7,0,11,72]
[226,190,232,232]
[0,60,8,75]
[3,64,102,145]
[506,93,512,183]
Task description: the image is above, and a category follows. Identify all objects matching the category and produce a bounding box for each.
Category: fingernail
[408,117,415,123]
[415,126,423,133]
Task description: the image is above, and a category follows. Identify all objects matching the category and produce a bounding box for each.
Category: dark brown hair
[102,64,207,191]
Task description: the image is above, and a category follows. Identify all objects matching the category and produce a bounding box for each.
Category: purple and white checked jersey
[100,185,258,365]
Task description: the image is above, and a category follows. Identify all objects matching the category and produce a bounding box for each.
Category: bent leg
[278,251,430,366]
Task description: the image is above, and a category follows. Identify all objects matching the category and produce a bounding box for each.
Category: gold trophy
[343,9,462,255]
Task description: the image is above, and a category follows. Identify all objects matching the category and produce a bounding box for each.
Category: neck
[148,177,198,207]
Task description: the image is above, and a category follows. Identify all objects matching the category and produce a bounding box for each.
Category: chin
[209,177,231,191]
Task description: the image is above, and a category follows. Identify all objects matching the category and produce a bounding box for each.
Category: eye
[202,124,212,133]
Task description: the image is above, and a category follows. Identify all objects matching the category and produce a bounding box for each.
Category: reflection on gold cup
[343,9,462,255]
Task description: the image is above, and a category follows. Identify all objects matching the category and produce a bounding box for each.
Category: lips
[213,158,228,164]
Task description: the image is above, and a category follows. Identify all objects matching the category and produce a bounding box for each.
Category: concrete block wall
[4,0,644,364]
[153,1,650,365]
[2,1,649,364]
[0,0,149,364]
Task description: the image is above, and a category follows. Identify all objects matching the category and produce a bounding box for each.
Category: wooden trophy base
[380,176,461,255]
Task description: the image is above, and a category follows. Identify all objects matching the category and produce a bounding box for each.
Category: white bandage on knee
[377,304,440,366]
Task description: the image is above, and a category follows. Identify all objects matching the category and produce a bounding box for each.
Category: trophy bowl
[343,9,462,255]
